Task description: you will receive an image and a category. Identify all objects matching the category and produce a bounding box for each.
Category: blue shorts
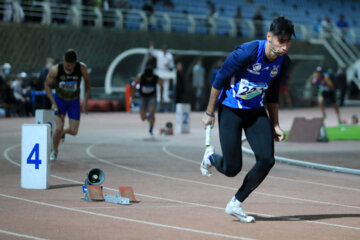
[54,94,81,120]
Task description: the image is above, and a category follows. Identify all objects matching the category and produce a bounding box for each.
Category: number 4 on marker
[27,143,42,170]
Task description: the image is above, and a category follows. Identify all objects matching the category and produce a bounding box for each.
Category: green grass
[326,125,360,140]
[285,125,360,141]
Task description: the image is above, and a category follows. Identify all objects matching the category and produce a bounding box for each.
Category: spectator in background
[336,14,349,40]
[210,60,223,86]
[175,62,184,104]
[142,0,155,31]
[37,57,55,109]
[312,66,342,124]
[233,6,243,37]
[192,58,205,110]
[321,16,333,38]
[11,72,34,117]
[279,70,292,108]
[335,67,347,106]
[206,1,218,34]
[148,41,175,103]
[252,7,264,38]
[1,63,13,84]
[0,75,14,117]
[313,17,322,37]
[3,0,13,22]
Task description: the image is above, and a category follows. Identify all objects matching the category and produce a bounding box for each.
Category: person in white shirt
[11,72,33,116]
[192,58,205,110]
[148,41,175,103]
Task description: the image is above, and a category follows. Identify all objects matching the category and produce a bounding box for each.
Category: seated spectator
[0,75,14,117]
[11,72,34,117]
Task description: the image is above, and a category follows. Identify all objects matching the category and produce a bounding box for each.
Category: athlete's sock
[149,125,153,134]
[230,196,242,207]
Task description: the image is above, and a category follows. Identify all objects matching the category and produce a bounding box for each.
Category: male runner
[312,66,342,124]
[131,67,163,137]
[201,16,295,223]
[44,49,90,161]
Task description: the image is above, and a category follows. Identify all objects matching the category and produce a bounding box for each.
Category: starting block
[160,121,174,135]
[82,185,135,205]
[119,186,137,202]
[82,185,105,201]
[287,117,328,142]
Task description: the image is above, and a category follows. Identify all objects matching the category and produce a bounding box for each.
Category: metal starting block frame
[82,185,131,205]
[104,192,130,205]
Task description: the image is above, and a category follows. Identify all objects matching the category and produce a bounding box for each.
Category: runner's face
[267,33,291,56]
[64,61,76,73]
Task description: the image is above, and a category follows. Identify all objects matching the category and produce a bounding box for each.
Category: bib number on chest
[235,79,268,100]
[59,81,77,92]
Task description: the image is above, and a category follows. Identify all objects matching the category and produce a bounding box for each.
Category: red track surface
[1,107,359,240]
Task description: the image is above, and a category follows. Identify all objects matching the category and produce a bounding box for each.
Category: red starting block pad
[119,186,137,202]
[82,185,105,201]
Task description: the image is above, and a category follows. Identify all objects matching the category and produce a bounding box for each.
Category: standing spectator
[148,41,175,103]
[335,67,347,106]
[313,17,322,37]
[279,70,292,108]
[1,63,13,84]
[142,0,154,31]
[336,14,349,40]
[0,75,14,117]
[206,1,218,34]
[192,58,205,110]
[37,57,55,109]
[11,72,34,117]
[321,16,333,38]
[3,0,13,22]
[209,60,223,86]
[252,7,264,38]
[175,62,185,104]
[233,6,243,37]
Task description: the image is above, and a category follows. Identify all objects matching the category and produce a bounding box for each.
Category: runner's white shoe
[50,151,57,161]
[200,145,214,177]
[225,198,255,223]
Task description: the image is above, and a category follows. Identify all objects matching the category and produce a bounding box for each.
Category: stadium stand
[1,0,359,44]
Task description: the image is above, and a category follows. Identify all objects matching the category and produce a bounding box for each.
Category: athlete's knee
[68,128,78,136]
[259,156,275,172]
[223,164,241,177]
[224,169,241,177]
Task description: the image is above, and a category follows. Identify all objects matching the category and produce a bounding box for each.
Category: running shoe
[200,145,214,177]
[225,199,255,223]
[50,151,57,161]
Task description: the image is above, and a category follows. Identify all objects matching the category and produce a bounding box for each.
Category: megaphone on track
[85,168,105,185]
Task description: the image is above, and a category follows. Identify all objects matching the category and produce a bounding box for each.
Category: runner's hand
[273,125,286,142]
[202,112,215,129]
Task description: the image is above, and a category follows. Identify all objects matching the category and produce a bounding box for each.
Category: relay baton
[205,125,211,146]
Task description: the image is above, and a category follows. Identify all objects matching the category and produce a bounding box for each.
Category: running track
[0,108,359,240]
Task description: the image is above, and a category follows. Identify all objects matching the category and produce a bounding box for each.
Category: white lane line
[0,229,48,240]
[4,144,360,231]
[86,143,360,210]
[0,193,254,240]
[4,144,21,167]
[162,141,360,192]
[51,176,360,231]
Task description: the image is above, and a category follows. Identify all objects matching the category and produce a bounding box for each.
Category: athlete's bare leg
[62,118,80,136]
[53,115,65,153]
